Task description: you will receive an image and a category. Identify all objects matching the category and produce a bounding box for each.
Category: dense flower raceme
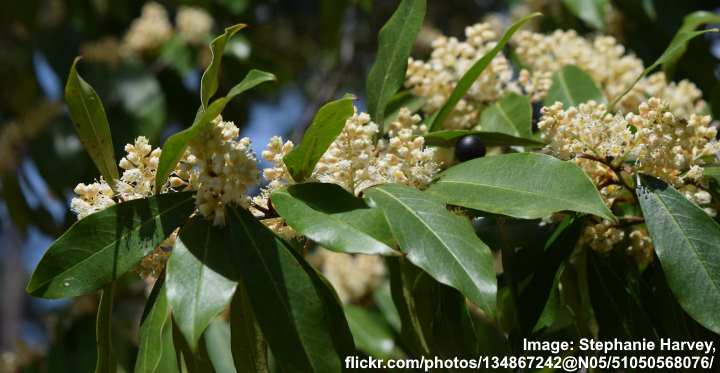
[405,23,708,130]
[538,98,720,262]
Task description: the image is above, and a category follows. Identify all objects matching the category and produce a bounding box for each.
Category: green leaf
[424,130,544,147]
[373,282,401,332]
[364,184,497,315]
[283,95,355,182]
[663,11,720,78]
[562,0,607,30]
[227,207,354,373]
[65,57,119,183]
[26,192,195,298]
[230,282,268,373]
[155,70,275,191]
[166,217,238,350]
[704,166,720,184]
[344,305,402,360]
[95,283,116,373]
[271,183,397,255]
[201,24,247,109]
[136,280,180,373]
[366,0,426,123]
[543,65,606,108]
[609,28,719,111]
[429,12,541,132]
[636,174,720,334]
[205,320,238,373]
[477,93,533,138]
[426,153,614,220]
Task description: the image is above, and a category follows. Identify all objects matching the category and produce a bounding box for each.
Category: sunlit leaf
[478,93,533,138]
[562,0,607,30]
[271,183,397,255]
[95,283,116,373]
[427,153,614,220]
[365,184,497,315]
[201,24,247,109]
[136,280,180,373]
[424,130,544,147]
[663,11,720,78]
[366,0,426,123]
[283,95,355,181]
[166,217,237,350]
[65,57,119,183]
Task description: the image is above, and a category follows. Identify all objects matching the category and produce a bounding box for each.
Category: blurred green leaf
[155,69,275,191]
[373,282,401,332]
[663,11,720,78]
[227,207,354,373]
[427,153,615,220]
[387,257,434,357]
[166,217,237,350]
[609,28,718,111]
[562,0,607,30]
[136,281,180,373]
[366,0,426,123]
[230,282,268,373]
[205,319,237,373]
[201,24,247,109]
[95,283,116,373]
[65,57,119,183]
[283,95,355,182]
[271,183,397,255]
[543,65,606,108]
[26,192,195,298]
[344,305,402,360]
[424,129,544,147]
[365,184,496,315]
[429,12,540,131]
[704,166,720,184]
[637,174,720,334]
[478,93,533,138]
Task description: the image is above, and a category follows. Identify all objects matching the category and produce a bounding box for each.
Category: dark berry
[455,135,486,161]
[531,101,543,132]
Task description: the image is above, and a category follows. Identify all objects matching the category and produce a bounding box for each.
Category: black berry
[455,135,486,161]
[531,101,543,132]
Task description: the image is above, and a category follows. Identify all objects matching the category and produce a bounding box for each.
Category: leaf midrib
[74,78,115,181]
[372,187,487,306]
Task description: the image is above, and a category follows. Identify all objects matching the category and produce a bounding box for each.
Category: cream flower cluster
[539,98,719,260]
[406,24,708,131]
[176,6,214,45]
[122,2,173,55]
[405,23,518,129]
[185,117,259,226]
[310,248,386,304]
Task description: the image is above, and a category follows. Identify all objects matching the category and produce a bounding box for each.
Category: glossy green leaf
[543,65,605,108]
[65,57,118,183]
[387,257,434,357]
[636,174,720,334]
[95,283,116,373]
[366,0,426,123]
[427,153,614,220]
[283,95,355,181]
[609,28,718,111]
[230,282,268,373]
[429,12,540,131]
[205,320,237,373]
[424,130,544,147]
[166,217,237,350]
[478,93,533,138]
[136,281,180,373]
[345,305,402,360]
[155,70,275,191]
[562,0,606,30]
[271,183,397,255]
[227,207,354,373]
[201,24,247,109]
[663,11,720,77]
[364,184,497,315]
[26,192,195,298]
